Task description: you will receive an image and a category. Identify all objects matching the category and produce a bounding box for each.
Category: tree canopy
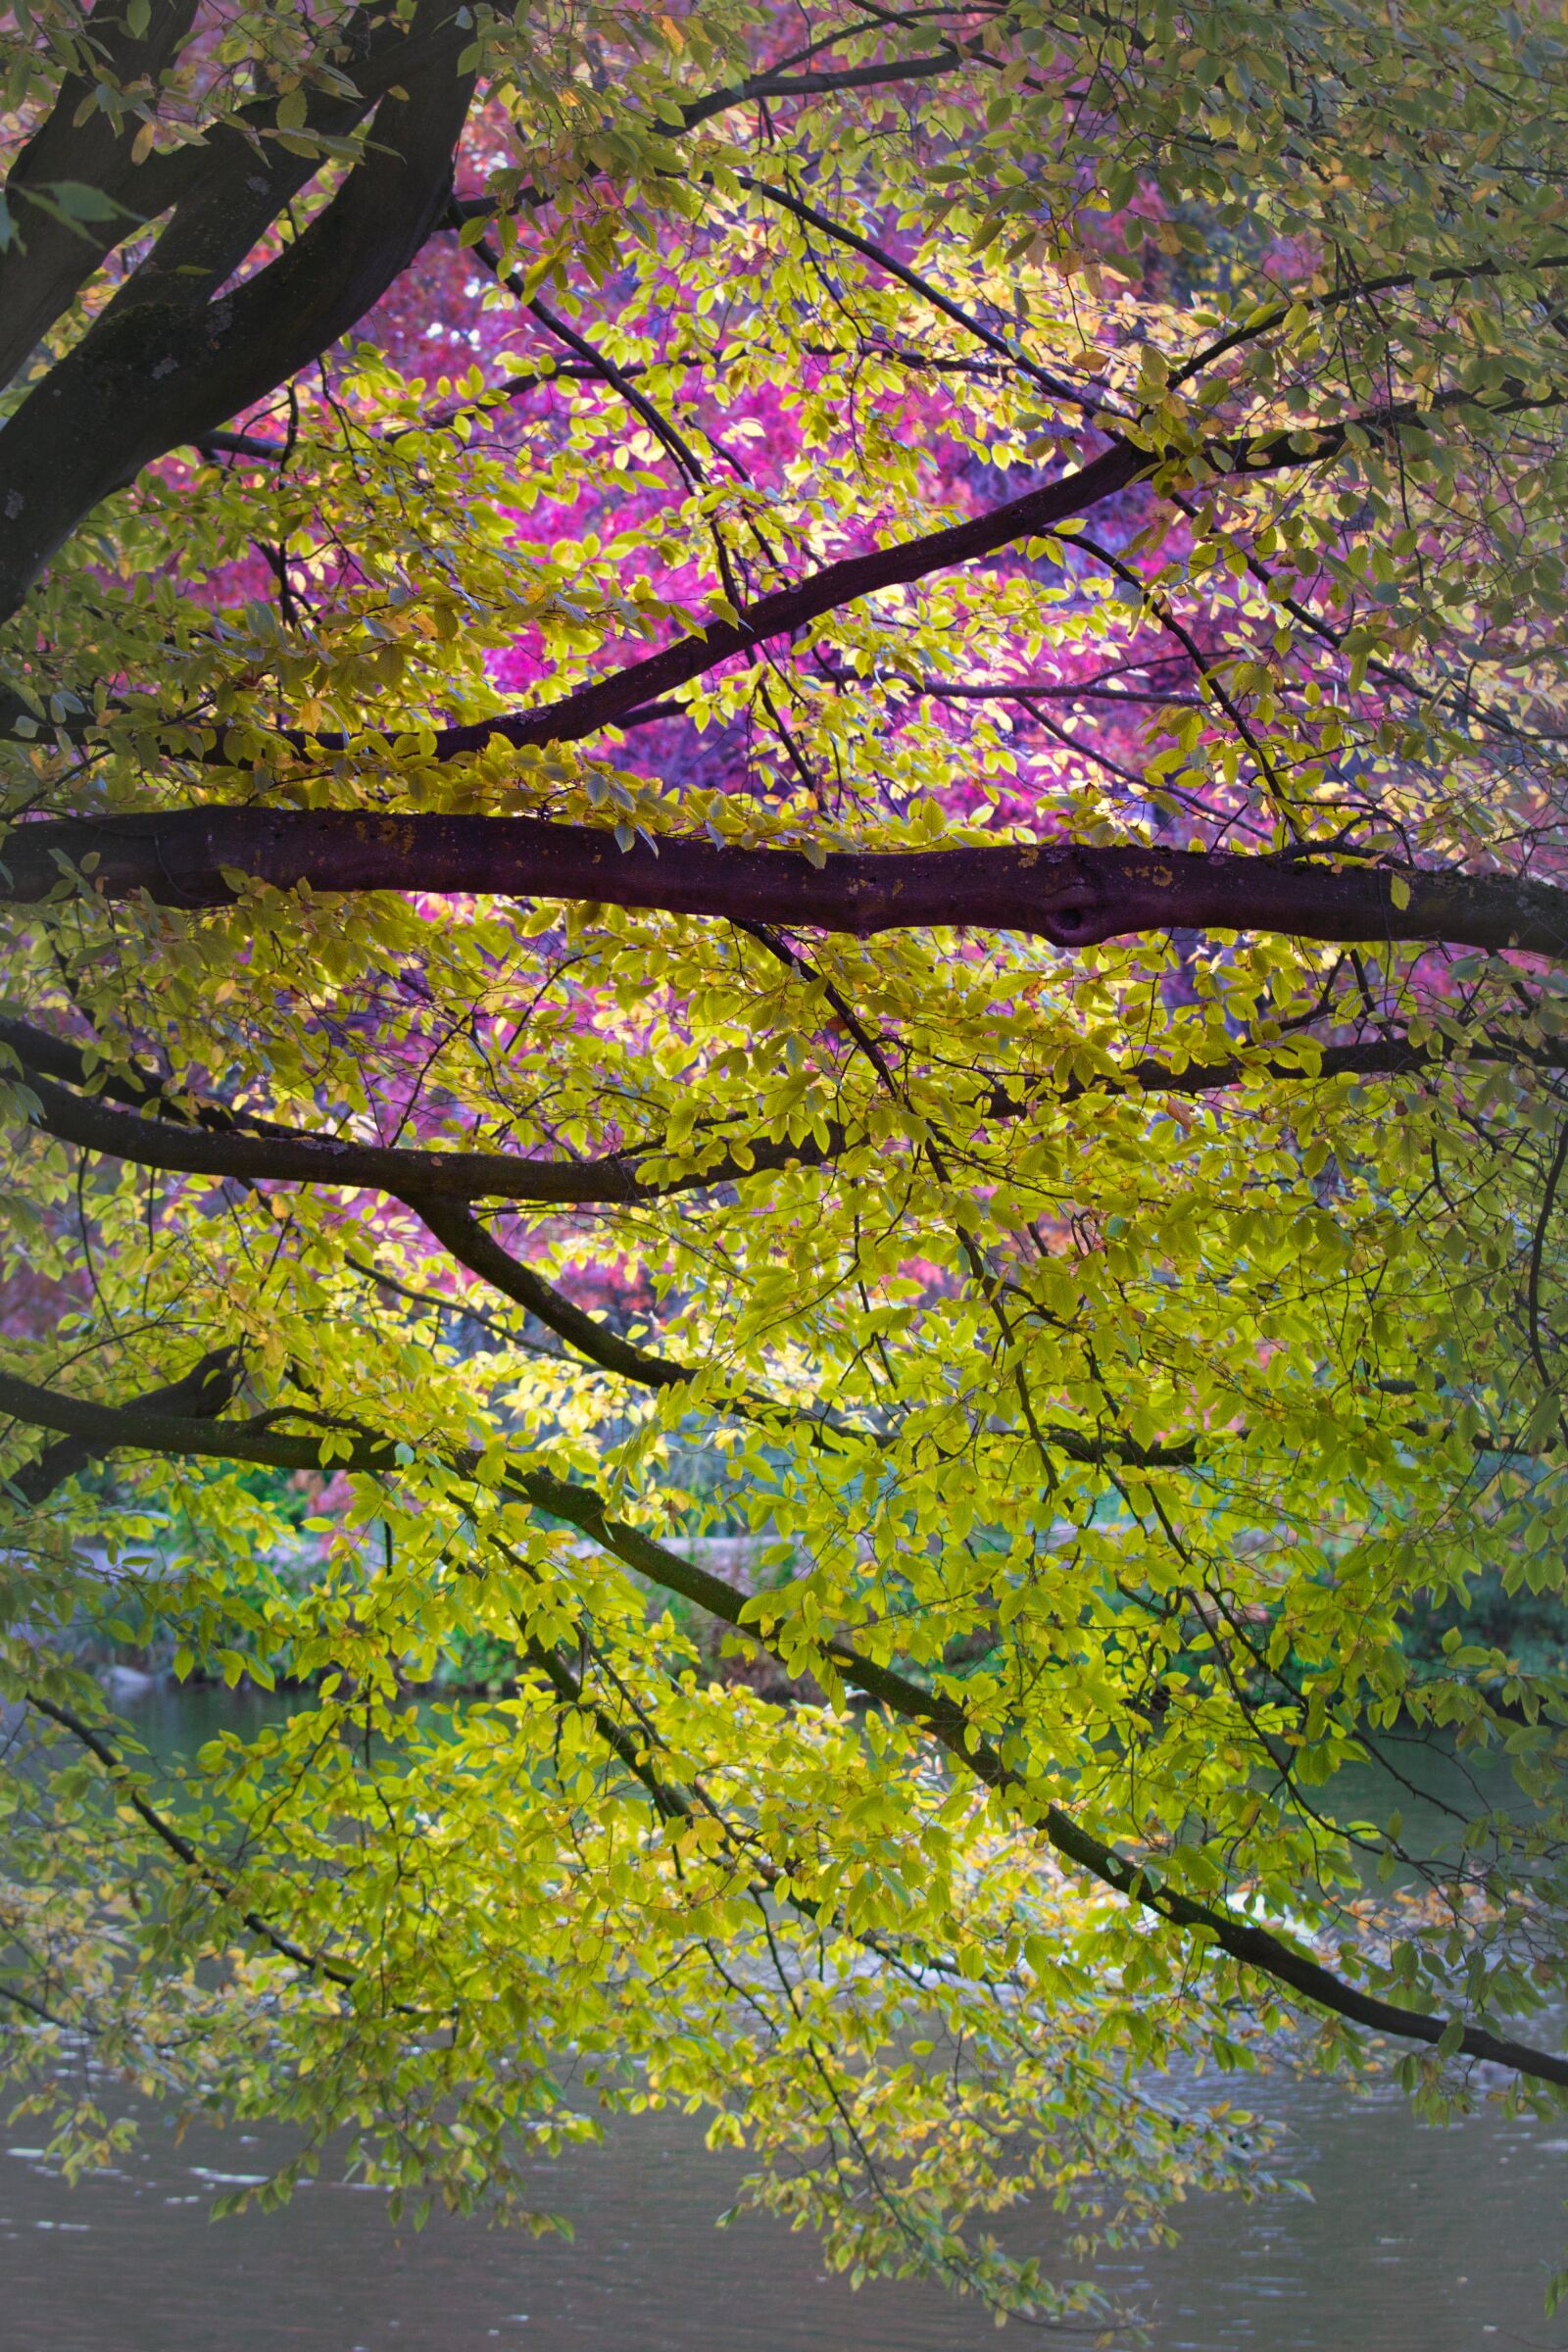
[6,0,1568,2328]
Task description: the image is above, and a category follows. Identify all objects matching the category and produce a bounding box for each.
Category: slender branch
[1167,251,1568,391]
[525,296,708,484]
[409,1197,1168,1460]
[521,1635,691,1823]
[23,1690,359,1989]
[735,172,1112,418]
[678,48,969,133]
[1526,1114,1568,1391]
[409,1198,704,1390]
[8,1012,1559,1208]
[0,1981,71,2029]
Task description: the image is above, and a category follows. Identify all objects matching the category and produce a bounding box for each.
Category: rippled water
[5,1691,1566,2352]
[5,2070,1567,2352]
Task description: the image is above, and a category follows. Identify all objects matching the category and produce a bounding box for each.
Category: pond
[5,1689,1567,2352]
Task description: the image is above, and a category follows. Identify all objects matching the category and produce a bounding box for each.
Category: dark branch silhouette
[6,1008,1554,1205]
[8,809,1568,961]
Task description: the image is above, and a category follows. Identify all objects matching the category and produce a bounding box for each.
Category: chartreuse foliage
[7,0,1568,2330]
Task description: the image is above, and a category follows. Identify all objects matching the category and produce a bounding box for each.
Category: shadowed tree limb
[0,0,206,387]
[23,1691,361,1989]
[3,1344,243,1505]
[7,1343,367,1991]
[0,1032,850,1203]
[404,1198,1194,1462]
[232,371,1560,762]
[676,47,974,134]
[733,171,1110,417]
[0,0,482,399]
[282,441,1145,755]
[3,372,1542,761]
[8,810,1568,960]
[407,1198,706,1390]
[5,1010,1559,1206]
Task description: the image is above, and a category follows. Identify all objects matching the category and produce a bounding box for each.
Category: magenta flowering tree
[6,0,1568,2325]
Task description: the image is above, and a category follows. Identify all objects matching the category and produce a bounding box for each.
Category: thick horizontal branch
[1,1040,826,1204]
[3,1364,1565,2088]
[8,809,1568,960]
[4,1345,241,1505]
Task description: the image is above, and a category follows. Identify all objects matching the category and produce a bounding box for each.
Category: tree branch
[735,172,1111,417]
[9,373,1505,760]
[0,0,204,388]
[408,1198,702,1390]
[1,1036,840,1204]
[8,809,1568,960]
[100,369,1533,767]
[677,48,970,133]
[288,439,1149,754]
[24,1691,359,1989]
[4,1344,243,1505]
[7,1009,1557,1211]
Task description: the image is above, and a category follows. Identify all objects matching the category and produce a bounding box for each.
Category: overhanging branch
[5,1010,1556,1208]
[288,441,1146,754]
[4,1345,242,1505]
[8,810,1568,959]
[1,1037,836,1203]
[262,379,1542,761]
[24,1691,360,1991]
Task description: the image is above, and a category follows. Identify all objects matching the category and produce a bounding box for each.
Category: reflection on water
[3,1691,1565,2352]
